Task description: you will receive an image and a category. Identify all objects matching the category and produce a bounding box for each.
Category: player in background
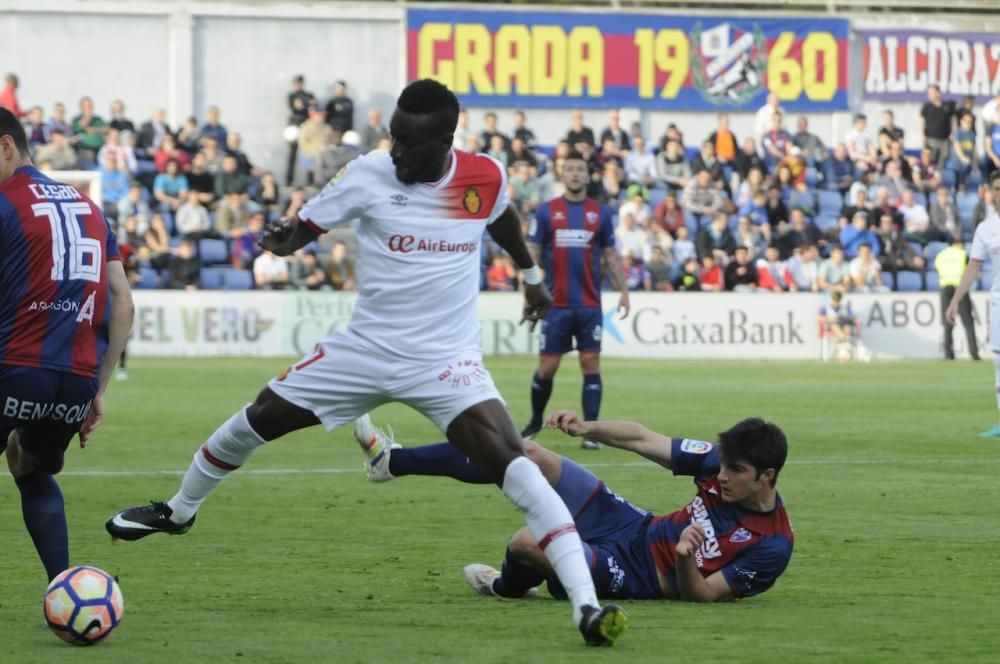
[521,153,629,449]
[107,80,627,646]
[352,411,793,602]
[0,108,133,581]
[945,171,1000,437]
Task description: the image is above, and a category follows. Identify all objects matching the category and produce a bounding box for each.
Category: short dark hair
[397,79,460,134]
[718,417,788,488]
[564,150,587,163]
[0,107,30,155]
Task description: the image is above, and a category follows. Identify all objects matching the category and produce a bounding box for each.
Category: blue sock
[529,372,553,426]
[388,443,493,484]
[582,373,602,421]
[16,472,69,581]
[493,547,547,598]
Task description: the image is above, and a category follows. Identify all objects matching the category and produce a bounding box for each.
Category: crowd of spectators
[3,70,999,295]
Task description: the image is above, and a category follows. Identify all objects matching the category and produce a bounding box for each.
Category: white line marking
[57,458,1000,478]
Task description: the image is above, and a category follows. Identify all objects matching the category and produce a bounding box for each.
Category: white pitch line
[57,457,1000,478]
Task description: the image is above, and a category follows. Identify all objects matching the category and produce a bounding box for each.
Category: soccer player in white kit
[946,171,1000,437]
[106,80,627,645]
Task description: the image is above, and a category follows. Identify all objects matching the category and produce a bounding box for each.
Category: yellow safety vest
[935,246,967,287]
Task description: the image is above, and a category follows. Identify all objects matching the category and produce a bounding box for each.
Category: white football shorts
[267,330,504,433]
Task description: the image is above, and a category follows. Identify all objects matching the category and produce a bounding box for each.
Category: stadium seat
[881,270,895,290]
[199,238,230,265]
[137,266,159,289]
[895,270,923,292]
[647,187,667,209]
[199,269,223,289]
[924,241,949,264]
[957,192,979,218]
[817,190,843,216]
[941,169,956,188]
[223,268,254,290]
[814,214,839,232]
[924,270,940,291]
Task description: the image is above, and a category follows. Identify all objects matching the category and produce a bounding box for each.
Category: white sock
[502,456,598,626]
[167,407,265,523]
[993,354,1000,414]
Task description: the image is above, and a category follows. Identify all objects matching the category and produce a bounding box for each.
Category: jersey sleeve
[297,158,370,234]
[104,217,122,262]
[671,438,721,481]
[485,155,510,225]
[599,204,616,248]
[530,203,550,247]
[719,539,792,598]
[970,224,988,263]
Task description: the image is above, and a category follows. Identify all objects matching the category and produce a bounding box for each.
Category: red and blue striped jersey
[530,197,615,308]
[644,439,794,598]
[0,165,121,378]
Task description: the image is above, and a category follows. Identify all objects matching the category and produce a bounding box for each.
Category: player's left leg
[576,306,605,450]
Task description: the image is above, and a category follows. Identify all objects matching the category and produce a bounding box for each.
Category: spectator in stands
[754,91,782,147]
[137,107,171,157]
[187,151,217,205]
[215,154,250,198]
[792,116,826,165]
[511,110,536,149]
[253,250,289,290]
[224,132,257,176]
[740,189,770,236]
[697,211,736,262]
[599,161,622,204]
[735,166,765,207]
[285,74,316,184]
[143,213,172,273]
[699,254,723,291]
[780,208,823,258]
[936,238,980,360]
[486,255,516,291]
[841,188,877,229]
[108,99,135,136]
[350,106,386,156]
[762,112,792,166]
[646,245,672,291]
[72,96,108,165]
[463,133,481,155]
[297,105,333,185]
[724,246,758,291]
[845,113,877,173]
[153,133,189,173]
[325,241,356,291]
[982,93,1000,131]
[877,160,910,206]
[877,213,925,277]
[912,147,941,201]
[629,121,647,152]
[326,128,361,176]
[787,180,815,218]
[707,113,737,168]
[231,212,266,269]
[99,154,129,218]
[478,112,506,153]
[487,134,510,170]
[34,129,76,170]
[325,80,354,132]
[683,169,723,231]
[819,290,858,347]
[616,212,649,262]
[784,244,820,292]
[756,244,786,292]
[657,139,690,193]
[871,186,902,227]
[97,128,137,174]
[508,137,537,173]
[23,106,48,147]
[973,181,995,231]
[985,107,1000,180]
[0,73,24,118]
[153,158,188,214]
[691,139,726,193]
[899,189,939,243]
[877,110,904,157]
[624,136,656,186]
[199,105,228,145]
[566,109,595,148]
[47,102,71,138]
[282,186,307,220]
[176,115,200,154]
[618,184,651,228]
[840,211,881,259]
[600,109,630,151]
[510,162,541,215]
[653,191,683,236]
[920,84,954,168]
[818,245,851,292]
[175,190,212,240]
[849,243,888,292]
[215,191,252,237]
[255,172,281,217]
[672,225,696,264]
[951,111,977,192]
[828,143,855,195]
[647,219,674,253]
[734,215,766,261]
[765,185,789,232]
[118,182,151,230]
[929,185,960,242]
[622,253,649,291]
[290,249,326,290]
[200,135,224,174]
[169,239,201,290]
[673,257,701,291]
[734,137,767,183]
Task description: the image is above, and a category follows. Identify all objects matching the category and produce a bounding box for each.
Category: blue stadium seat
[137,266,159,289]
[924,270,939,291]
[814,214,839,232]
[223,269,254,290]
[895,270,923,292]
[647,187,667,209]
[199,269,223,289]
[924,241,949,264]
[199,238,230,265]
[941,169,957,188]
[881,271,895,290]
[957,192,979,217]
[805,166,819,189]
[817,190,843,216]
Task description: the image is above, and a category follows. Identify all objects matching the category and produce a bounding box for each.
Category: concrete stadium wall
[4,1,1000,176]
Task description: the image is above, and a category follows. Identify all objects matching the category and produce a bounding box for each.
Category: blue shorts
[545,459,662,600]
[540,307,603,355]
[0,365,98,474]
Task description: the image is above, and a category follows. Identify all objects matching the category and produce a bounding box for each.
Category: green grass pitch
[2,357,998,662]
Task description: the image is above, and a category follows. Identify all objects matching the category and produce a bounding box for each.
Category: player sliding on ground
[353,410,793,602]
[106,80,627,646]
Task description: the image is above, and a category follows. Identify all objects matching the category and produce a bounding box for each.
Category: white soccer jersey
[298,150,509,358]
[970,206,1000,293]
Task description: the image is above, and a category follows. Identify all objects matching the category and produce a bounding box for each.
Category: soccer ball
[43,566,124,645]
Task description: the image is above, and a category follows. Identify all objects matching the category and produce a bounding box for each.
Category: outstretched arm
[488,204,552,329]
[546,409,673,469]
